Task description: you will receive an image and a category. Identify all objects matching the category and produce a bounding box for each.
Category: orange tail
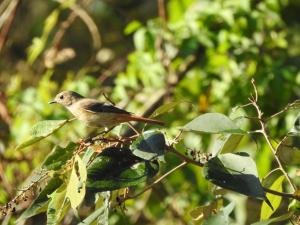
[119,114,164,126]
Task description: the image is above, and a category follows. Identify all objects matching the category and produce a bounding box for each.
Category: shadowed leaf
[86,147,159,192]
[203,153,266,200]
[130,130,165,160]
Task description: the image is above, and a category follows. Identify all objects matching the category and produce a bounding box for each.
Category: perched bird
[49,91,163,128]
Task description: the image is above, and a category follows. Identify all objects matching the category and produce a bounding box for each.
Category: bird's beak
[49,100,57,104]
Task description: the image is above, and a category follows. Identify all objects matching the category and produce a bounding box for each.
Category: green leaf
[66,155,87,210]
[124,20,142,35]
[260,176,285,220]
[16,120,68,150]
[130,131,165,160]
[43,142,77,170]
[19,176,63,220]
[203,153,266,199]
[47,185,69,225]
[252,212,292,225]
[86,147,159,192]
[211,134,244,156]
[183,113,245,134]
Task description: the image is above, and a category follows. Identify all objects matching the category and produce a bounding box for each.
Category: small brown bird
[49,91,163,128]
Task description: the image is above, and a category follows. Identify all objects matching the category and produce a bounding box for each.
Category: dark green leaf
[184,113,245,134]
[86,147,159,192]
[130,131,165,160]
[16,120,68,150]
[43,142,77,170]
[203,153,266,199]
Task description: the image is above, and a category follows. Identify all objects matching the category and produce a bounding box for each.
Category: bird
[49,91,164,128]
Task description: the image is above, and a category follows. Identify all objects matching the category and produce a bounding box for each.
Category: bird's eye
[60,95,64,100]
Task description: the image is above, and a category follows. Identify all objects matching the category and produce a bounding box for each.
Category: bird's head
[49,91,84,107]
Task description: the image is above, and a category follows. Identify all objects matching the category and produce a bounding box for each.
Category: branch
[0,0,20,53]
[266,99,300,121]
[249,79,297,192]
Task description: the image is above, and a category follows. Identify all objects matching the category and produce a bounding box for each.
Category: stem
[129,161,188,199]
[165,145,204,167]
[263,187,300,201]
[111,161,187,208]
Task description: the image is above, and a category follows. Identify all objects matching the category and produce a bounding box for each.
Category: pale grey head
[49,91,84,107]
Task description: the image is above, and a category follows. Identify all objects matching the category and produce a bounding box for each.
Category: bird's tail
[119,114,164,126]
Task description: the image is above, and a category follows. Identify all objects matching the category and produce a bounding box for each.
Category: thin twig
[266,99,300,122]
[249,79,296,191]
[55,0,101,49]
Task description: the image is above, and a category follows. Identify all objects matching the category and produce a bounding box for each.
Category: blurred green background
[0,0,300,224]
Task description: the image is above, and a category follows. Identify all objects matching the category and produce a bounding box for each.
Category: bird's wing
[79,99,131,114]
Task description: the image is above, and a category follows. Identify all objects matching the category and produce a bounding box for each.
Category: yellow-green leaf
[260,175,285,220]
[66,155,87,210]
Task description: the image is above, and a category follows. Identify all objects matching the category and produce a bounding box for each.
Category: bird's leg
[91,126,115,141]
[126,122,140,135]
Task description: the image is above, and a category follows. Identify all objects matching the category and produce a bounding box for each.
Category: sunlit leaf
[211,134,243,156]
[124,20,142,35]
[184,113,245,134]
[16,120,68,150]
[260,176,284,220]
[66,155,87,210]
